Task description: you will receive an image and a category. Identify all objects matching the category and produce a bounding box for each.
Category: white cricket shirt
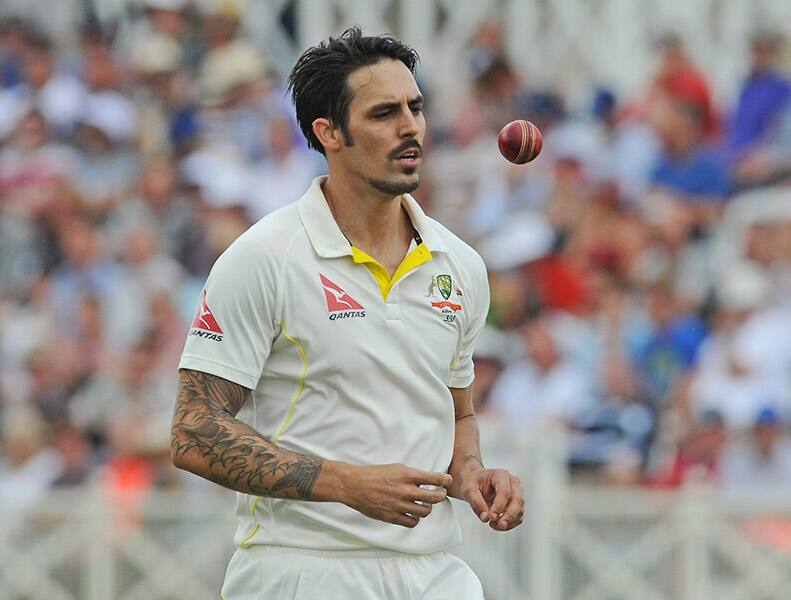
[178,176,489,554]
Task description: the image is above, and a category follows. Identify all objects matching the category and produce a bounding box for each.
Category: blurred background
[1,0,791,598]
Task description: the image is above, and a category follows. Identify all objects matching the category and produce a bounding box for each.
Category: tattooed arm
[171,368,327,499]
[171,369,452,526]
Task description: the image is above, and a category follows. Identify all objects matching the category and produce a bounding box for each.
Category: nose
[398,105,420,138]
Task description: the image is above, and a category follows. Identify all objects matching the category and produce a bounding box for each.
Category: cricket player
[171,26,524,599]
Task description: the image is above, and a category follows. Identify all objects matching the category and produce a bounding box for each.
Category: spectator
[0,404,62,539]
[687,263,791,429]
[649,97,731,203]
[489,313,597,429]
[728,31,790,160]
[648,33,718,139]
[197,1,270,157]
[244,114,323,221]
[111,225,187,350]
[631,280,707,406]
[50,419,94,486]
[720,407,791,489]
[644,408,727,488]
[574,355,655,483]
[120,0,196,70]
[0,276,54,395]
[48,217,123,342]
[0,17,27,89]
[452,21,525,145]
[471,326,514,417]
[68,335,177,456]
[20,32,86,135]
[633,192,714,309]
[0,108,76,201]
[106,157,207,275]
[128,33,189,157]
[73,93,139,214]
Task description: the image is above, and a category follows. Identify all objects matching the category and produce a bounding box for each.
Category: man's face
[753,423,780,454]
[24,50,52,88]
[338,59,425,196]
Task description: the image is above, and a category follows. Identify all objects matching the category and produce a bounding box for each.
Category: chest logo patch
[427,274,462,313]
[320,274,366,320]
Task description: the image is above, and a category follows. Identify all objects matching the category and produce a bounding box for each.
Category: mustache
[388,139,422,160]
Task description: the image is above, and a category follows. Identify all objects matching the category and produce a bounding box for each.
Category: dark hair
[287,26,419,155]
[26,31,52,54]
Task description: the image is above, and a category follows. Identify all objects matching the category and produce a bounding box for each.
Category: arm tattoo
[171,369,323,499]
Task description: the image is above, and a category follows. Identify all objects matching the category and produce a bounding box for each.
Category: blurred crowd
[1,2,791,527]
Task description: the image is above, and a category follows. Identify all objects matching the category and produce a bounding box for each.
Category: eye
[411,105,423,115]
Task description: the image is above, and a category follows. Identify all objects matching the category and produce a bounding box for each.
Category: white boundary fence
[4,428,791,599]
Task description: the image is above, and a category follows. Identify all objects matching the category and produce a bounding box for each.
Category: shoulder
[211,203,305,276]
[221,204,304,258]
[425,216,487,278]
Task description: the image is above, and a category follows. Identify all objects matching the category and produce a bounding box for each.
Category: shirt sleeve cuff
[448,368,475,389]
[178,355,260,390]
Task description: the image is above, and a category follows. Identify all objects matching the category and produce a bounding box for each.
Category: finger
[487,471,513,521]
[465,484,491,523]
[392,513,420,528]
[491,500,523,531]
[411,487,448,505]
[489,513,523,531]
[398,501,432,518]
[498,477,524,529]
[499,516,524,531]
[407,469,453,488]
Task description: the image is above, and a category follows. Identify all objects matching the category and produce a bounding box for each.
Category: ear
[312,118,342,153]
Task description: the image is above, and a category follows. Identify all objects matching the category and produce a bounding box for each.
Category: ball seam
[516,120,528,163]
[524,122,536,163]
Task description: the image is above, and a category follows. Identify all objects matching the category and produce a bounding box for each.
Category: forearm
[447,414,484,498]
[172,410,350,501]
[171,369,352,502]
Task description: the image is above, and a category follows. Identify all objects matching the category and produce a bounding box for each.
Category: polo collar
[298,176,448,258]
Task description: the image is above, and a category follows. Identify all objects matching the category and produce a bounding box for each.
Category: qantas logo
[320,274,366,320]
[190,290,224,341]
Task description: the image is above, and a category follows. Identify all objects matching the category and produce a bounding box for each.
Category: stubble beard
[367,170,421,196]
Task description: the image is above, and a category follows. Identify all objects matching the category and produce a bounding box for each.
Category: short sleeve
[178,234,279,389]
[448,254,490,388]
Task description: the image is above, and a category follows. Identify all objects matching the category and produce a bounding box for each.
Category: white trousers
[220,545,485,600]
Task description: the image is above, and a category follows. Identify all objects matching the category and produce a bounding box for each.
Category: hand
[459,467,524,531]
[341,463,452,528]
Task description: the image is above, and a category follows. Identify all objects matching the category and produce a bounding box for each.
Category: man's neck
[322,175,414,270]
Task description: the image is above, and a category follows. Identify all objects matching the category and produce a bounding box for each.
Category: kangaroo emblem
[426,276,437,297]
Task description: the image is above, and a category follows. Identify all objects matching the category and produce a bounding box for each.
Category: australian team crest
[436,274,452,300]
[428,273,462,318]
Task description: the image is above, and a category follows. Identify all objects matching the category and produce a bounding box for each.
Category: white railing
[4,428,791,599]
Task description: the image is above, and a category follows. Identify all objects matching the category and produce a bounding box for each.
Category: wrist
[311,460,357,504]
[448,455,483,496]
[455,455,484,475]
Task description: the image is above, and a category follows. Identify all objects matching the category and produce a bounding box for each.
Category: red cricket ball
[497,120,543,164]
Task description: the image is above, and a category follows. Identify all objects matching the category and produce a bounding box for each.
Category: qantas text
[190,329,223,341]
[329,310,366,321]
